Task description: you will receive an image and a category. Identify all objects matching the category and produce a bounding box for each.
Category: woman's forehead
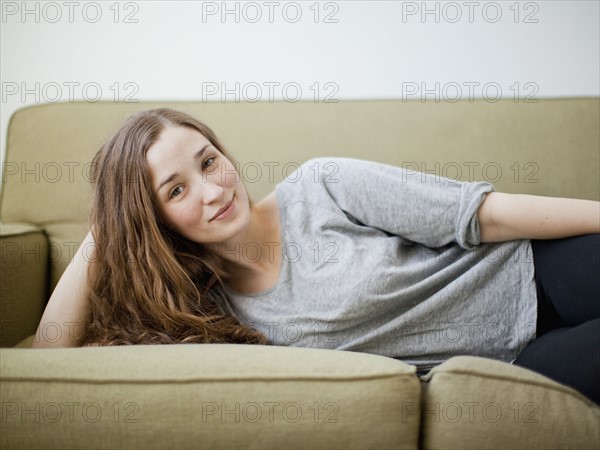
[147,127,209,164]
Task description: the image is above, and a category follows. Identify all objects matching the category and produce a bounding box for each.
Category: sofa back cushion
[2,99,599,294]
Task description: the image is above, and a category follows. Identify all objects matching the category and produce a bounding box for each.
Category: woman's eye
[203,156,217,171]
[169,185,183,199]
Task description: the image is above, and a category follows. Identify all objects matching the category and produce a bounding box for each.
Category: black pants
[512,234,600,405]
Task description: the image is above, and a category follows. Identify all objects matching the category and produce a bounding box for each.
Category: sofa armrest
[0,222,48,348]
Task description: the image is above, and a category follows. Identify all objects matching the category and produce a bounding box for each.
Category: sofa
[1,99,599,449]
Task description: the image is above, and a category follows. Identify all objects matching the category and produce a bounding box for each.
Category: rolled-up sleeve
[455,181,496,250]
[305,157,496,250]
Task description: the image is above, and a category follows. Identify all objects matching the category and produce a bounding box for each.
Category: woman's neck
[219,191,282,288]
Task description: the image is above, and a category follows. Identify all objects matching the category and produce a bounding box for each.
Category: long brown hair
[77,108,269,346]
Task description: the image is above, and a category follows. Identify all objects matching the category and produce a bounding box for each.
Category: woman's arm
[30,230,95,348]
[477,192,600,243]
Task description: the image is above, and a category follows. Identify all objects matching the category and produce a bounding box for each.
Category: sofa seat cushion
[419,356,599,449]
[1,344,421,450]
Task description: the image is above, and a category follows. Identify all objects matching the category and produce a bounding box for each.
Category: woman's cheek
[164,205,185,230]
[177,203,201,227]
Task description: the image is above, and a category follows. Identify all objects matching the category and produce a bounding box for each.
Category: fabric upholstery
[2,99,599,226]
[0,223,48,347]
[419,356,600,449]
[1,99,599,299]
[1,344,421,450]
[1,99,599,448]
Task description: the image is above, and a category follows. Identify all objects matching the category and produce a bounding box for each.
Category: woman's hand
[477,192,600,243]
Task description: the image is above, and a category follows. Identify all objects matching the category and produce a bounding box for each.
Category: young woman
[32,108,600,405]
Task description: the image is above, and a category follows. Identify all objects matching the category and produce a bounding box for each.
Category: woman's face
[146,125,251,244]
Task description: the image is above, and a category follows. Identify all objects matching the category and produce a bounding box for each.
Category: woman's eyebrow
[156,144,211,193]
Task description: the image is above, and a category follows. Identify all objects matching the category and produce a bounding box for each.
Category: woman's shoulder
[273,156,368,210]
[255,190,278,215]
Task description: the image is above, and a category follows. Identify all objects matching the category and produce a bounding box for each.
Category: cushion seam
[1,373,417,384]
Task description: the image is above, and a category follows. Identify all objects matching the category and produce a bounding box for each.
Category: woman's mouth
[211,195,235,221]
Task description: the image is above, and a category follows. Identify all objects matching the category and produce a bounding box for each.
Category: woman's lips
[211,196,235,221]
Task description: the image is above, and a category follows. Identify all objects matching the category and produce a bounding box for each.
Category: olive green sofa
[1,99,599,449]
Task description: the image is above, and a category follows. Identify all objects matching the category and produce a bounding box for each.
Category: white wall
[1,0,599,184]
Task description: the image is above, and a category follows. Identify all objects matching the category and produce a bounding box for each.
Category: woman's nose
[198,179,224,204]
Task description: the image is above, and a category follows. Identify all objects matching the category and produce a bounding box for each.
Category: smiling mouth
[211,196,234,221]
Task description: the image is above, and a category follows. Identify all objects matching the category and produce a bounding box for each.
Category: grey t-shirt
[217,157,537,371]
